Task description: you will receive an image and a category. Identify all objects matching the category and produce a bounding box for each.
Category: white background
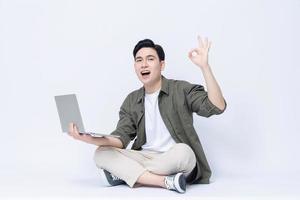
[0,0,299,199]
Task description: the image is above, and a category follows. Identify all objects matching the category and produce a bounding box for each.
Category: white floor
[1,134,299,200]
[1,169,299,200]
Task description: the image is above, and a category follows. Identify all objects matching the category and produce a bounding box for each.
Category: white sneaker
[164,172,186,193]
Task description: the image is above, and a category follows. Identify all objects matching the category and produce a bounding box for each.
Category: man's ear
[160,61,165,71]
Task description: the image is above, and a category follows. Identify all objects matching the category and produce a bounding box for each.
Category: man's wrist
[199,64,211,73]
[94,137,107,146]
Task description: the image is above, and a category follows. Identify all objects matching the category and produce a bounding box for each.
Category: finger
[188,51,193,59]
[74,124,80,135]
[197,35,204,48]
[208,41,212,50]
[188,49,198,58]
[68,122,74,135]
[190,48,200,54]
[188,51,194,59]
[204,37,208,48]
[72,125,83,140]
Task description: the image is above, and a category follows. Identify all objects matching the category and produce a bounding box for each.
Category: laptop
[54,94,119,138]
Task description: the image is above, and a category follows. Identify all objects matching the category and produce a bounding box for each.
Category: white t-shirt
[142,88,176,152]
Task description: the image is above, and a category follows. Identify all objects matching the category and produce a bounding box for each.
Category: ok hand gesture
[188,35,211,70]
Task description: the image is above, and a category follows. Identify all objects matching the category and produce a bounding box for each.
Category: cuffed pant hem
[126,168,148,188]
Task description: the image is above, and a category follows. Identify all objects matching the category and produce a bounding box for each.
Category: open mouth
[141,70,151,78]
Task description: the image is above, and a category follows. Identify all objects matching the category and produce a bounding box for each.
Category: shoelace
[164,176,175,190]
[111,173,122,181]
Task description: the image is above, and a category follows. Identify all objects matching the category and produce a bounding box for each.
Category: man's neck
[144,77,162,94]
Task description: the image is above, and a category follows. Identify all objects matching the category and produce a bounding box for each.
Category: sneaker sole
[174,173,186,193]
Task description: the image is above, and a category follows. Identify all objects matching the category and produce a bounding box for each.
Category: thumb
[74,124,79,134]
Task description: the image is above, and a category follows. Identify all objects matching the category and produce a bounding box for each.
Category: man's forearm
[201,65,226,110]
[89,136,123,148]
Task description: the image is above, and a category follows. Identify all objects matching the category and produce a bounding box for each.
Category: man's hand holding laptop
[68,122,123,148]
[68,122,95,144]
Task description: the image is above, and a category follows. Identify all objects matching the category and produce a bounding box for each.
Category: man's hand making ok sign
[188,35,212,70]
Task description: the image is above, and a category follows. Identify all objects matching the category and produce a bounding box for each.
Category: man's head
[133,39,165,61]
[133,39,165,90]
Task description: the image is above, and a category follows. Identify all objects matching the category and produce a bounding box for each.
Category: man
[68,36,226,193]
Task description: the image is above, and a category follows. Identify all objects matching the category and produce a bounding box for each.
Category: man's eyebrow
[135,55,156,60]
[146,55,155,58]
[135,56,142,60]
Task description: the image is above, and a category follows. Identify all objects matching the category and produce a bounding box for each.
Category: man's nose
[141,60,148,68]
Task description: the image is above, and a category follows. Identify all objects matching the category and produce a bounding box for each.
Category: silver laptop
[54,94,119,138]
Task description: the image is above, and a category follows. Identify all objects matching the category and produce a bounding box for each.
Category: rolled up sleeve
[110,95,137,148]
[184,83,226,117]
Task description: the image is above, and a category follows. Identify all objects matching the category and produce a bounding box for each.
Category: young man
[68,36,226,193]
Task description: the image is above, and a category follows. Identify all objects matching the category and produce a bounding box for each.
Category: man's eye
[148,58,154,61]
[136,59,142,62]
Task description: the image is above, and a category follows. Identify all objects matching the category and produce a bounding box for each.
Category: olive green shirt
[111,75,226,184]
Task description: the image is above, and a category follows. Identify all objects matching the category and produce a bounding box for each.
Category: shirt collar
[137,75,169,104]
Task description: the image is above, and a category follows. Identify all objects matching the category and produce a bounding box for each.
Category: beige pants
[94,143,196,187]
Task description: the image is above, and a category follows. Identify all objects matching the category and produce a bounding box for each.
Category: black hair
[133,39,165,61]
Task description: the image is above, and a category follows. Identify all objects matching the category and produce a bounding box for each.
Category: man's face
[134,47,165,86]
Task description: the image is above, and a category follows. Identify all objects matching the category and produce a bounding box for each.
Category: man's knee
[172,143,196,171]
[93,146,118,168]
